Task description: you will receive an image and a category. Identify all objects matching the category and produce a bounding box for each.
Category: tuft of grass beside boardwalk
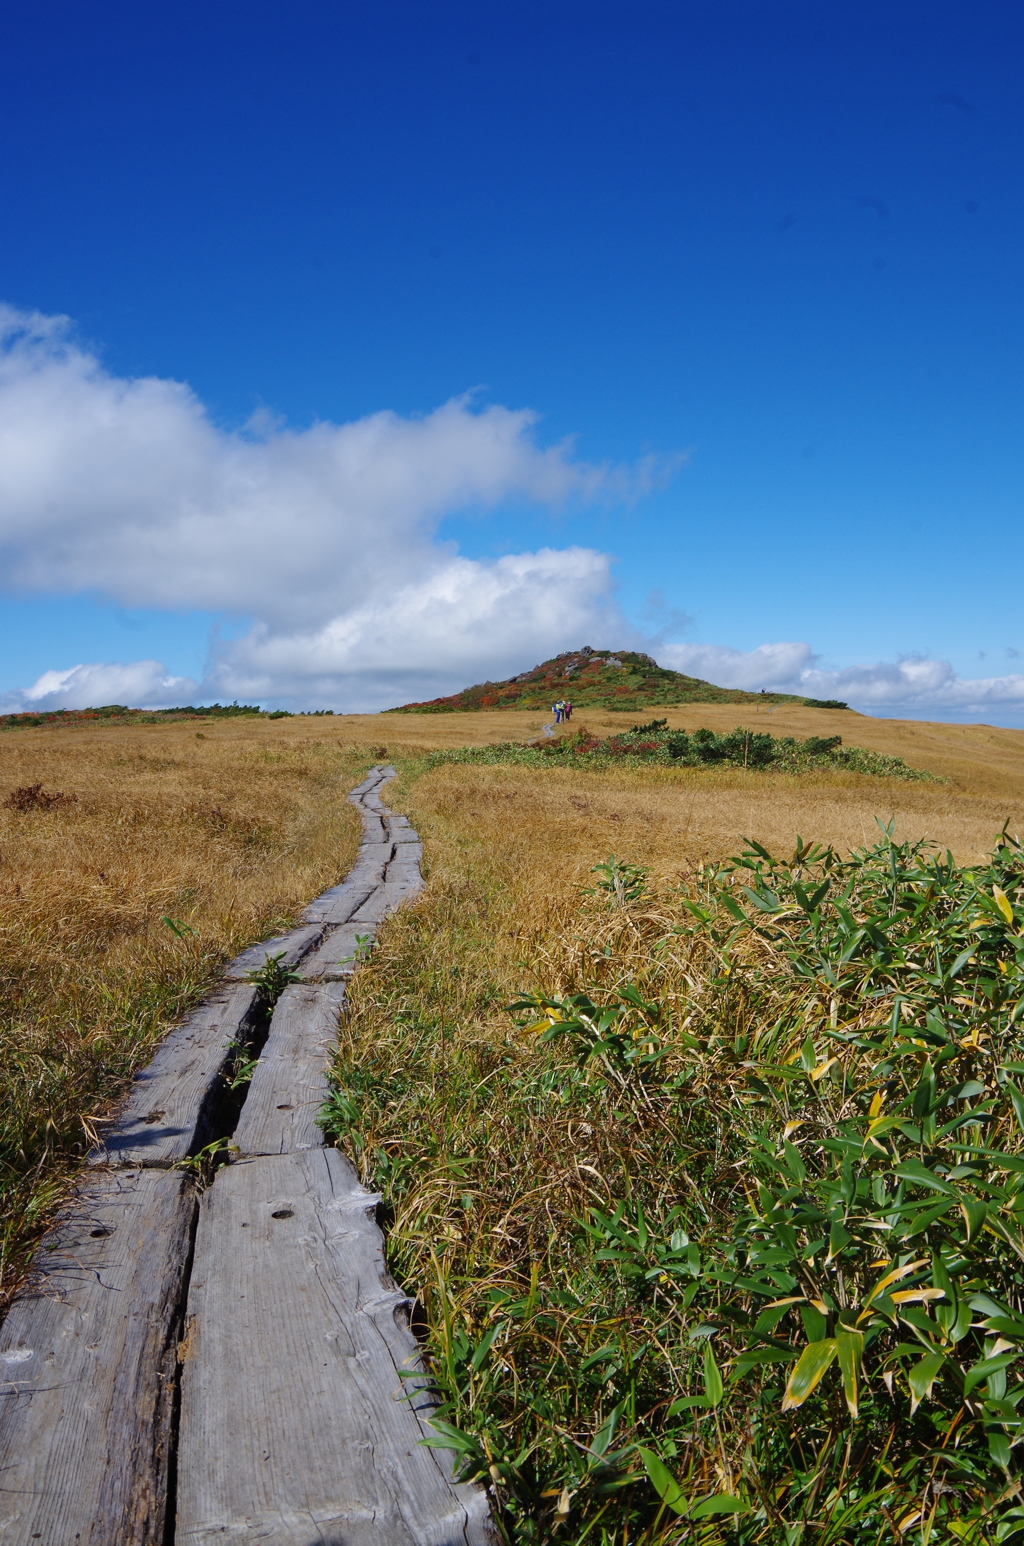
[0,719,368,1306]
[325,760,1024,1543]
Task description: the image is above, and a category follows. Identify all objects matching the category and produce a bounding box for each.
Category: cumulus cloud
[4,303,1022,722]
[0,304,678,706]
[659,640,1024,718]
[659,641,816,692]
[800,657,1024,714]
[0,659,198,713]
[207,547,621,711]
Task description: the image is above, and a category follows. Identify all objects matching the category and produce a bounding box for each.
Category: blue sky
[0,1,1022,719]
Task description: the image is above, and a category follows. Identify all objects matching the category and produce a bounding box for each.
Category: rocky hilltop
[390,648,819,713]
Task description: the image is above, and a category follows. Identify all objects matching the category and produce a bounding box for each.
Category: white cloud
[801,657,1024,713]
[659,641,815,691]
[206,547,621,710]
[0,304,663,621]
[660,640,1024,718]
[3,303,1021,723]
[0,304,666,707]
[0,659,198,713]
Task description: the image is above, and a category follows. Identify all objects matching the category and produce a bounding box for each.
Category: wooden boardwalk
[0,768,494,1545]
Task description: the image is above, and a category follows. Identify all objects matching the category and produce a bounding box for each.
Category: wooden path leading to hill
[0,768,494,1546]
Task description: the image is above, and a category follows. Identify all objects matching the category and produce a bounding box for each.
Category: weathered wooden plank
[223,923,326,980]
[349,766,392,798]
[351,838,396,870]
[301,877,422,980]
[298,924,371,981]
[0,1168,194,1545]
[232,983,347,1157]
[301,837,393,926]
[90,983,260,1167]
[349,880,420,926]
[175,1150,494,1545]
[387,850,425,883]
[355,836,396,864]
[302,879,377,926]
[379,877,426,911]
[359,811,389,843]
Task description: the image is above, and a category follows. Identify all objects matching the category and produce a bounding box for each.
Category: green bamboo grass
[324,820,1024,1544]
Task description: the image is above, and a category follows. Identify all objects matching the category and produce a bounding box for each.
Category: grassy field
[352,706,1024,867]
[0,717,368,1303]
[3,705,1024,1540]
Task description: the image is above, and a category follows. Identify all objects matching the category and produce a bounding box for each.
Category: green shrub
[428,723,936,781]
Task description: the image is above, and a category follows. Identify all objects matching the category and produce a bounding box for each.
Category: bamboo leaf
[862,1258,928,1311]
[893,1160,954,1195]
[703,1342,724,1408]
[781,1339,838,1411]
[959,1197,988,1243]
[422,1418,483,1454]
[827,1221,852,1261]
[949,946,976,979]
[963,1351,1019,1396]
[637,1448,687,1515]
[690,1494,749,1519]
[835,1327,863,1418]
[993,885,1014,924]
[907,1352,944,1414]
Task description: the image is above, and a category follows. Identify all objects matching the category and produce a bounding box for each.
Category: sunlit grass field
[2,705,1024,1540]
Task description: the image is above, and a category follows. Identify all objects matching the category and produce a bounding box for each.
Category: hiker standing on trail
[552,701,560,722]
[564,700,573,721]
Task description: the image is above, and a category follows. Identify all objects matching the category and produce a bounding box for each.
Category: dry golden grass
[406,756,1022,875]
[0,717,371,1299]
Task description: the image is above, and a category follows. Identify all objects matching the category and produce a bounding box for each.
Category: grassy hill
[390,647,827,713]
